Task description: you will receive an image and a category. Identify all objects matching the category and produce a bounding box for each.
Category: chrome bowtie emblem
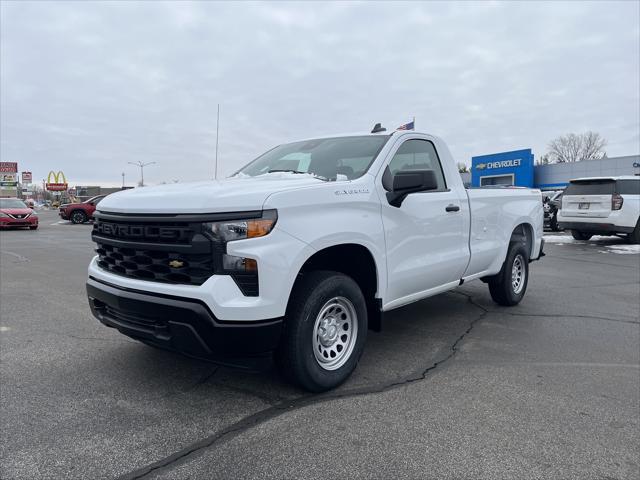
[168,260,184,268]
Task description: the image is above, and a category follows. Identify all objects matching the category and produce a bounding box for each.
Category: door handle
[445,204,460,212]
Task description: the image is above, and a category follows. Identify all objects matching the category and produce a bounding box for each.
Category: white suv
[558,176,640,243]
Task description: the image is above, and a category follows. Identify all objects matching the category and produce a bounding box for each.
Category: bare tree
[547,131,607,163]
[536,154,551,166]
[457,162,469,173]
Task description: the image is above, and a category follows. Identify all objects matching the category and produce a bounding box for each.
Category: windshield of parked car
[0,198,28,209]
[84,196,103,204]
[234,135,390,181]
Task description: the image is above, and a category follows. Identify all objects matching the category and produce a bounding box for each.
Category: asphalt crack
[116,294,488,480]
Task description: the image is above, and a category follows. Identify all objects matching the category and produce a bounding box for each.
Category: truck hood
[97,174,326,214]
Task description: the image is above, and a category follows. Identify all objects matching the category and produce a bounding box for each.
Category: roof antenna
[371,122,386,134]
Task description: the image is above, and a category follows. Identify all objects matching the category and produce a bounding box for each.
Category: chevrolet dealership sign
[476,159,522,170]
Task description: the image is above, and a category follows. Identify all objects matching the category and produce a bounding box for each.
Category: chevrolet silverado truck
[86,129,544,391]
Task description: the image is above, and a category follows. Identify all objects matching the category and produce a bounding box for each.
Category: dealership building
[462,149,640,190]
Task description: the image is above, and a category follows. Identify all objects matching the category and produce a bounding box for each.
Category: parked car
[0,198,38,230]
[59,195,106,224]
[558,176,640,243]
[543,190,563,231]
[86,129,544,391]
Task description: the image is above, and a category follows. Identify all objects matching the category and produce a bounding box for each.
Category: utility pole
[128,161,156,187]
[215,103,220,180]
[121,172,125,189]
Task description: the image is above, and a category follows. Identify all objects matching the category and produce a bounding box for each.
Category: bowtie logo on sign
[46,171,68,191]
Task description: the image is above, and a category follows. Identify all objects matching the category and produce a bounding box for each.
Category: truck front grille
[92,213,215,286]
[95,243,214,285]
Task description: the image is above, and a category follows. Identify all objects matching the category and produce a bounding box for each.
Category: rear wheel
[70,210,87,224]
[629,219,640,244]
[571,230,592,241]
[277,271,367,392]
[488,243,530,306]
[549,213,559,232]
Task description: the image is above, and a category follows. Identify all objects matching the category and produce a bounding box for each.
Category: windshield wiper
[267,169,329,181]
[267,169,307,174]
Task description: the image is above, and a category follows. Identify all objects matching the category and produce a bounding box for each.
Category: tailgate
[561,179,615,219]
[562,194,611,218]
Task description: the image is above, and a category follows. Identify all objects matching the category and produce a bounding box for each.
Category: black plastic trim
[557,222,635,234]
[87,277,282,366]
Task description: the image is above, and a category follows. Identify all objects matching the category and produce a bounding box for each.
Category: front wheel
[277,271,367,392]
[571,230,592,241]
[488,243,530,306]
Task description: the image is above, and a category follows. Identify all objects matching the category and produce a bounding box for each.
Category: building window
[480,174,515,186]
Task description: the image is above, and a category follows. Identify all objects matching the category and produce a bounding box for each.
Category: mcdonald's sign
[46,171,68,191]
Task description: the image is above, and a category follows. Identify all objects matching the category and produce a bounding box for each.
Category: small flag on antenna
[396,120,415,131]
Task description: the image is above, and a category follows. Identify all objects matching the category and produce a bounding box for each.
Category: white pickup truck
[86,128,544,391]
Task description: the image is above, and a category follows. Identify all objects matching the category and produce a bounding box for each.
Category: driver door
[379,138,469,307]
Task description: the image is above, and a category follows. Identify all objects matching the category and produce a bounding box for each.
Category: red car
[0,198,38,230]
[59,195,105,224]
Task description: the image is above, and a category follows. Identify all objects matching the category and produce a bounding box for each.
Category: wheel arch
[510,222,535,260]
[289,243,383,331]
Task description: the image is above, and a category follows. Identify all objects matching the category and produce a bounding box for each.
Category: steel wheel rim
[511,254,525,294]
[312,296,358,371]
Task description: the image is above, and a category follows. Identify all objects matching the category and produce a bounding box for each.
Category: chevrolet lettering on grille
[94,222,191,242]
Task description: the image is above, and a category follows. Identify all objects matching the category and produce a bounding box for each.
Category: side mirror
[382,167,439,207]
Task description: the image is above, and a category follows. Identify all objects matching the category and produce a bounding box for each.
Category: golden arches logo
[46,170,68,191]
[47,171,67,184]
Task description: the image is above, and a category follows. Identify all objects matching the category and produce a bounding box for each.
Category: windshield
[235,135,390,181]
[0,198,28,209]
[84,196,103,204]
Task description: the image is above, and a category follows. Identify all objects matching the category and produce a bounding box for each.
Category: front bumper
[557,221,634,234]
[0,216,38,228]
[86,277,283,369]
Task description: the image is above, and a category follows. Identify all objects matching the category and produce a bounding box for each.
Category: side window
[616,180,640,195]
[387,139,447,190]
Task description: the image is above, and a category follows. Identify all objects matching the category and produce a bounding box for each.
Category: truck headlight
[205,209,277,243]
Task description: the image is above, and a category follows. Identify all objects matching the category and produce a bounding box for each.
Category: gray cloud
[1,1,638,186]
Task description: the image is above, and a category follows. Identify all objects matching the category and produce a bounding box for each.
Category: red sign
[46,183,68,191]
[0,162,18,173]
[22,171,32,183]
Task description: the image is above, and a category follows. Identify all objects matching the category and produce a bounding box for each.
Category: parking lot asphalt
[1,210,639,480]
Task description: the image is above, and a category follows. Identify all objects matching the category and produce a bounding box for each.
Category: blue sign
[471,149,534,187]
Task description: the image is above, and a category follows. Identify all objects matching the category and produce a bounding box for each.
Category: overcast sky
[1,1,639,187]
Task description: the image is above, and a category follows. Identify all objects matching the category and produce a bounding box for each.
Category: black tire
[571,230,592,241]
[629,219,640,244]
[276,271,367,392]
[70,210,87,224]
[488,243,530,306]
[550,213,559,232]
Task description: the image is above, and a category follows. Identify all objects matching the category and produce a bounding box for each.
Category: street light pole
[121,172,125,188]
[127,161,156,187]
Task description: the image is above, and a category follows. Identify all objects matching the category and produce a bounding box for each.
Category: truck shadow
[97,288,486,406]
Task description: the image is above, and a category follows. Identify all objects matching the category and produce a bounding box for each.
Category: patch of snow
[603,245,640,255]
[543,235,576,244]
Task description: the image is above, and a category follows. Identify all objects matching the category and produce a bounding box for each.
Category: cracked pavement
[1,211,639,480]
